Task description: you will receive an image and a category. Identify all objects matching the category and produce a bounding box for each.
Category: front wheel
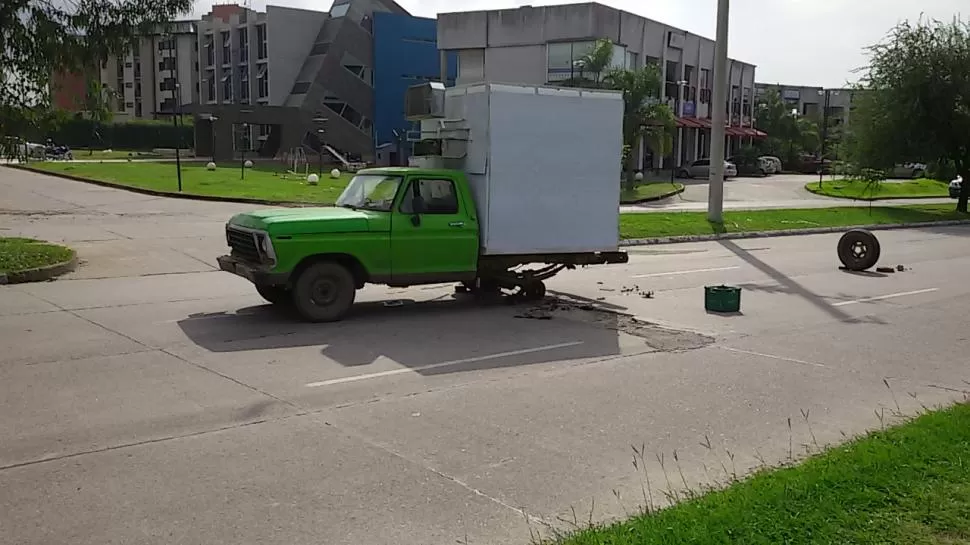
[678,169,691,179]
[291,262,357,322]
[838,229,881,271]
[256,285,291,306]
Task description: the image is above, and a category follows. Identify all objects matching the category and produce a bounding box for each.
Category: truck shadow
[175,292,627,377]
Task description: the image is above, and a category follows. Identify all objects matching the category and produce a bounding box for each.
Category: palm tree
[603,64,675,190]
[574,38,614,85]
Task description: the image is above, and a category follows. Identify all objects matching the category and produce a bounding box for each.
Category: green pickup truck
[218,167,627,322]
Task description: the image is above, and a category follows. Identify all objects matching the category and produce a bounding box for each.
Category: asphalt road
[621,173,953,212]
[2,167,969,545]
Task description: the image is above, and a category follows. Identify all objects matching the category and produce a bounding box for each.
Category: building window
[239,65,250,101]
[159,58,176,71]
[159,78,176,91]
[699,69,711,104]
[330,2,350,18]
[125,101,134,108]
[134,62,141,78]
[742,88,751,117]
[204,34,214,66]
[221,68,233,103]
[135,102,142,117]
[546,41,594,82]
[291,81,311,94]
[206,76,216,102]
[238,27,249,62]
[221,31,231,65]
[125,81,133,88]
[256,64,268,98]
[134,82,142,98]
[131,42,140,59]
[256,24,267,59]
[625,51,638,69]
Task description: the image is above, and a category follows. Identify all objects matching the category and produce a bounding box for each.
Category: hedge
[42,118,194,150]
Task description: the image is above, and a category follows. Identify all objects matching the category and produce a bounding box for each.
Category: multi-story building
[755,83,856,130]
[190,0,447,163]
[436,2,761,170]
[52,21,199,121]
[99,20,200,119]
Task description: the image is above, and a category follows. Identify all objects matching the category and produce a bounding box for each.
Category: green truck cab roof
[355,166,466,178]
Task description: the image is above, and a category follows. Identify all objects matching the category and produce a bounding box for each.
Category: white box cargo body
[441,83,624,256]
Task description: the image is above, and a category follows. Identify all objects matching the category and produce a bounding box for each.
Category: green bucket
[705,285,741,313]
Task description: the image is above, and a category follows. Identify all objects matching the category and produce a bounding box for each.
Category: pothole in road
[516,296,715,352]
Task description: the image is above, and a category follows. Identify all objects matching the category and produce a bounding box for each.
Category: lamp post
[173,82,183,192]
[817,88,837,186]
[676,79,688,174]
[707,0,730,223]
[312,116,328,175]
[240,122,249,180]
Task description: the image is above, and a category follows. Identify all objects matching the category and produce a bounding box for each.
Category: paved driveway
[622,173,953,212]
[1,167,969,545]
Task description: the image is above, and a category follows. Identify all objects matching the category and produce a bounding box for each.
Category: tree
[754,88,820,166]
[574,38,614,85]
[602,64,675,190]
[848,17,970,212]
[0,0,191,140]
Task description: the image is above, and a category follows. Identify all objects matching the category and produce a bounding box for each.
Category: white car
[892,162,927,179]
[950,176,963,199]
[759,156,782,174]
[679,159,737,179]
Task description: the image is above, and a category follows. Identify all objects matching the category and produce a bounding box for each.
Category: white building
[98,20,200,119]
[436,2,762,169]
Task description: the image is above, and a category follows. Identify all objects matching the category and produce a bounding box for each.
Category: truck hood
[229,207,385,236]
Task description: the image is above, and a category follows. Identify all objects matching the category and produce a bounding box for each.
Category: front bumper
[217,255,289,287]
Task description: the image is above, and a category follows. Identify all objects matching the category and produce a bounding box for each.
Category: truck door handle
[449,221,465,228]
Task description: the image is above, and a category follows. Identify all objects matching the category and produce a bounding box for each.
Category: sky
[191,0,966,88]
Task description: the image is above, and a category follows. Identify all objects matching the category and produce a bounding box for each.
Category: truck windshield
[335,174,402,211]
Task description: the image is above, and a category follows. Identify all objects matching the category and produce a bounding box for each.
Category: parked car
[951,176,963,199]
[759,156,782,174]
[891,162,927,179]
[678,159,737,179]
[727,155,770,177]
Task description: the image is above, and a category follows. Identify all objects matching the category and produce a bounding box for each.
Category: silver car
[679,159,737,179]
[950,176,963,199]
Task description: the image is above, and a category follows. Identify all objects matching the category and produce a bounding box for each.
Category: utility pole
[707,0,730,223]
[170,35,183,192]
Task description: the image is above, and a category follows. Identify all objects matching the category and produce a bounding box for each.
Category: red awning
[675,116,706,128]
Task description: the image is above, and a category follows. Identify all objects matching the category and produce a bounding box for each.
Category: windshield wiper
[339,203,358,210]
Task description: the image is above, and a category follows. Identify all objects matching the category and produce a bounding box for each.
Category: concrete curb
[5,164,319,208]
[803,184,949,201]
[619,219,970,247]
[620,184,685,205]
[0,253,78,285]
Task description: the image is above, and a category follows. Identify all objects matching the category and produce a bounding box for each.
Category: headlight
[258,235,270,253]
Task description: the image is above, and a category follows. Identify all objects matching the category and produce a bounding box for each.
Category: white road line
[721,347,828,368]
[833,288,939,307]
[632,266,740,279]
[305,341,584,388]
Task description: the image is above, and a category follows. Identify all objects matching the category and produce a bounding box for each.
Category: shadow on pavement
[719,240,887,325]
[175,292,625,377]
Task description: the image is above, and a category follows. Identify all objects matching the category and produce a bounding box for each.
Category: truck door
[391,176,479,282]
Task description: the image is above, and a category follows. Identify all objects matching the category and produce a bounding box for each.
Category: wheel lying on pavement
[521,280,547,301]
[291,261,356,322]
[838,229,881,271]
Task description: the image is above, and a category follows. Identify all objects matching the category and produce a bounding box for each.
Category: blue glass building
[373,12,456,162]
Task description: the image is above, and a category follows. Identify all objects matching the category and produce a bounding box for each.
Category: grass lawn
[30,161,354,204]
[0,238,74,274]
[806,178,950,200]
[562,403,970,545]
[620,204,968,240]
[71,149,167,160]
[620,182,684,203]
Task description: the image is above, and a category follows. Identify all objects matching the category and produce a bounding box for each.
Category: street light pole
[240,122,248,180]
[169,35,183,193]
[707,0,730,223]
[819,89,831,186]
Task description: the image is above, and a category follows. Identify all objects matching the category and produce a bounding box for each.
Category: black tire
[256,285,291,306]
[838,229,881,271]
[291,261,356,322]
[678,169,691,179]
[522,280,546,301]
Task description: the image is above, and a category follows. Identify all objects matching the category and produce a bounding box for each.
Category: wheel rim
[850,240,868,261]
[309,275,339,306]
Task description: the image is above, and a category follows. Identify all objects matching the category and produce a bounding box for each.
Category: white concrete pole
[707,0,730,223]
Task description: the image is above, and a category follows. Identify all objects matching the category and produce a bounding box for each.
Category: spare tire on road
[838,229,881,271]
